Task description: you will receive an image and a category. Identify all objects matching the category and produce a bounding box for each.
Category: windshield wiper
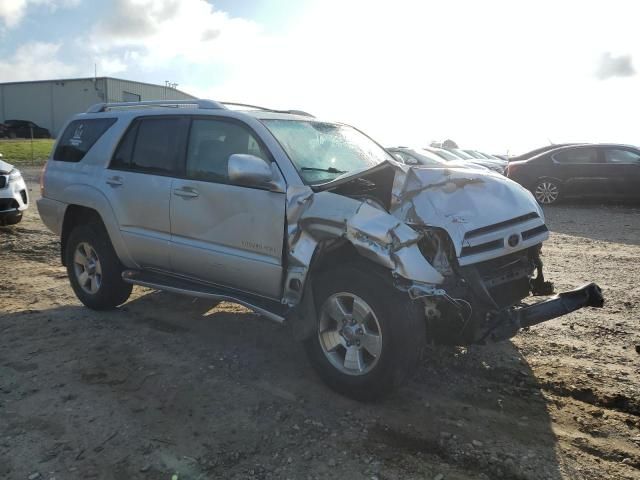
[301,166,347,174]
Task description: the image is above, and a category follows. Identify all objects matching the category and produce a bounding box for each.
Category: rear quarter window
[54,118,117,162]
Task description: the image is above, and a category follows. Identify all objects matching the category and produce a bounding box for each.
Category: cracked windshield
[263,119,392,184]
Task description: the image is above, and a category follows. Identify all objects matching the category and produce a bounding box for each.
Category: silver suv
[38,100,603,399]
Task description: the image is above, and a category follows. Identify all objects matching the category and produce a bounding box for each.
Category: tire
[533,178,561,205]
[65,222,132,310]
[303,265,426,401]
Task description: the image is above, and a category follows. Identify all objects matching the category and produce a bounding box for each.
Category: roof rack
[221,102,315,118]
[86,99,225,113]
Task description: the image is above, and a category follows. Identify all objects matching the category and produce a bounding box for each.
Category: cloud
[0,42,78,81]
[595,52,636,80]
[0,0,79,28]
[0,0,28,27]
[88,0,264,66]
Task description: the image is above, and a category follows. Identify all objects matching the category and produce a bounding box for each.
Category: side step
[122,270,288,324]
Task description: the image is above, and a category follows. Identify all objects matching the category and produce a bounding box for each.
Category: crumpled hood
[0,158,14,174]
[389,164,544,255]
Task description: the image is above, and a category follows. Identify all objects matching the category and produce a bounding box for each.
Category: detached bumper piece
[479,283,604,343]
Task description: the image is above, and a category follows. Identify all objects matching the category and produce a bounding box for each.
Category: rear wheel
[533,179,561,205]
[304,265,426,400]
[65,223,132,310]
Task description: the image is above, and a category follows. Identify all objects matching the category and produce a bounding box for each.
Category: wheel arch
[288,238,411,341]
[58,186,136,268]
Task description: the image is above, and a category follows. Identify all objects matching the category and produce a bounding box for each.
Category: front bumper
[478,283,604,343]
[0,175,29,220]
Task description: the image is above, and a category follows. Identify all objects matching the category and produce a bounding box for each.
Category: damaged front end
[409,236,604,344]
[284,161,604,345]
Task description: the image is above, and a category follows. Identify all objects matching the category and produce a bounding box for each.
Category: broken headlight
[414,227,455,276]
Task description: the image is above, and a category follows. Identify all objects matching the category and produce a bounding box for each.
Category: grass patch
[0,139,55,166]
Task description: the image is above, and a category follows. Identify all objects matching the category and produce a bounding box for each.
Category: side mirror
[228,154,283,191]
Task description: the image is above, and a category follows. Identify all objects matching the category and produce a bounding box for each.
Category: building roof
[0,76,195,98]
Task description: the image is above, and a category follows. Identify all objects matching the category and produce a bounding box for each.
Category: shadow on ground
[0,290,564,479]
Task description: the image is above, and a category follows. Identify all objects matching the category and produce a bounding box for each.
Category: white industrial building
[0,77,196,137]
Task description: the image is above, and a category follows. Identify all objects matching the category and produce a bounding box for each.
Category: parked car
[508,143,584,162]
[0,153,29,225]
[388,147,490,171]
[0,123,11,138]
[423,145,464,162]
[507,143,640,204]
[436,147,507,174]
[4,119,51,139]
[464,150,506,162]
[38,99,602,399]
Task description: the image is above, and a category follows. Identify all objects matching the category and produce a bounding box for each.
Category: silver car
[388,147,490,171]
[38,100,603,400]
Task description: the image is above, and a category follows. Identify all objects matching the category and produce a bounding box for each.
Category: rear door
[169,117,286,299]
[102,116,188,271]
[551,147,607,197]
[601,147,640,197]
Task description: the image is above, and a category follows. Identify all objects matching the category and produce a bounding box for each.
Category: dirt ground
[1,169,639,480]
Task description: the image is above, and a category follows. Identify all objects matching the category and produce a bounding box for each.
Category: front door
[169,117,286,299]
[601,147,640,197]
[102,116,188,270]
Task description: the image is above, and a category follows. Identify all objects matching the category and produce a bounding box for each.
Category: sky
[0,0,639,154]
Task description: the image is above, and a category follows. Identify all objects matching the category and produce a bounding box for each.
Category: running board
[121,270,287,324]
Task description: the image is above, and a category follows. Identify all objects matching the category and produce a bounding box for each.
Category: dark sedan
[4,119,51,139]
[507,144,640,204]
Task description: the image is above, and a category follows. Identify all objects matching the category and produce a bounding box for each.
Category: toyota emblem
[508,234,520,247]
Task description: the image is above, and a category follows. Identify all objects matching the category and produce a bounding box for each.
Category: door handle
[173,187,199,198]
[106,176,123,186]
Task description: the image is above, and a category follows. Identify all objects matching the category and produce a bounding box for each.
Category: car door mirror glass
[228,154,281,191]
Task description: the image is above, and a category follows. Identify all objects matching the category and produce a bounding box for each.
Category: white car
[388,147,491,171]
[0,153,29,225]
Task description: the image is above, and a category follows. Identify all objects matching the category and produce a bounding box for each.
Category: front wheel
[65,223,132,310]
[304,266,426,400]
[533,179,561,205]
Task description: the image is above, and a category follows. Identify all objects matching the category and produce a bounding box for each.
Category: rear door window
[553,148,598,164]
[110,117,188,175]
[54,118,117,162]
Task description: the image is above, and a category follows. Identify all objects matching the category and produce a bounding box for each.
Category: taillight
[40,160,48,197]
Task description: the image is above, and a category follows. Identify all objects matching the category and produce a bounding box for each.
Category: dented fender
[283,185,443,307]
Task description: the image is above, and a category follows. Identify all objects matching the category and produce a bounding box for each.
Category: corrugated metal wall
[105,78,196,102]
[0,78,196,137]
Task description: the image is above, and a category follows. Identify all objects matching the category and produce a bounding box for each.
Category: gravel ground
[1,170,639,480]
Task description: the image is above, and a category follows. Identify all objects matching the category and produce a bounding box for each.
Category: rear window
[54,118,116,162]
[553,148,598,164]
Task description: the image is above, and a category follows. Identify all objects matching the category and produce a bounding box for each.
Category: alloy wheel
[534,181,559,204]
[318,292,383,376]
[73,242,102,294]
